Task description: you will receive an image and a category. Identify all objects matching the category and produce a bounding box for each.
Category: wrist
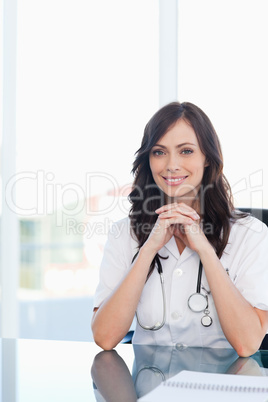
[198,243,217,264]
[140,242,158,259]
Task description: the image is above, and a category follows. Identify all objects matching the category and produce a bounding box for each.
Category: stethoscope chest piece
[188,293,207,312]
[201,309,213,327]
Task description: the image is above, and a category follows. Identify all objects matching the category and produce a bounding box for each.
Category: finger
[172,204,200,220]
[158,210,199,221]
[156,203,199,219]
[162,215,196,227]
[178,222,202,236]
[158,207,200,221]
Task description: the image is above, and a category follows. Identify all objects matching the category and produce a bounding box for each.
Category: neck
[174,236,186,254]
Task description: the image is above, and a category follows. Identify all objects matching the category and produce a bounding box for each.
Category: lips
[162,176,188,185]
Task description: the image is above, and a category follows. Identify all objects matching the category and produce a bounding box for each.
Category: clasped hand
[144,202,209,254]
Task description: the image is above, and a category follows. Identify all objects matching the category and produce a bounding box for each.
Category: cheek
[190,159,206,175]
[149,157,153,172]
[149,158,161,175]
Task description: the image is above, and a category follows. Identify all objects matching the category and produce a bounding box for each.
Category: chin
[166,191,198,205]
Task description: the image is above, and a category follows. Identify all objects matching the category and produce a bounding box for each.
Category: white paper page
[138,370,268,402]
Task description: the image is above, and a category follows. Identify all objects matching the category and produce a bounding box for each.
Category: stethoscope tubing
[136,259,210,331]
[136,272,166,331]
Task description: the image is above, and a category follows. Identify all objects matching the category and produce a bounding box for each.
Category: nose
[167,153,181,172]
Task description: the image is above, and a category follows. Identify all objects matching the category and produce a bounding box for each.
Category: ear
[204,159,210,168]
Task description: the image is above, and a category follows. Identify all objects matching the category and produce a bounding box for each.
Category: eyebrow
[152,142,197,149]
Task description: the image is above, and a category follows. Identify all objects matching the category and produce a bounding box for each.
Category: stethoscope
[136,257,166,331]
[136,260,213,331]
[188,260,213,327]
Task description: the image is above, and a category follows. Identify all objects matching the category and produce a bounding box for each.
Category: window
[14,0,159,340]
[178,0,268,208]
[2,0,267,341]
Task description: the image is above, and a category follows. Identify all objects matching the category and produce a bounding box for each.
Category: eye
[152,149,165,156]
[181,148,193,155]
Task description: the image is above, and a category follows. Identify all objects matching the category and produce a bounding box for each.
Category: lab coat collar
[163,236,194,263]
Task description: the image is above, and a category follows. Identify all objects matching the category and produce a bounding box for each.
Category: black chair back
[238,208,268,226]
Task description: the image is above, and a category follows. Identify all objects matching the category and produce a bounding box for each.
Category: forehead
[158,119,198,145]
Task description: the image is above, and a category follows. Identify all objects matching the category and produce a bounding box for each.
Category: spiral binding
[163,381,268,393]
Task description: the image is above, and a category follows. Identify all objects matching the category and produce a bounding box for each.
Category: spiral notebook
[138,370,268,401]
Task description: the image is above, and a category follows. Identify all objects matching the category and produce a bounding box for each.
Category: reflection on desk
[91,345,268,402]
[0,338,267,402]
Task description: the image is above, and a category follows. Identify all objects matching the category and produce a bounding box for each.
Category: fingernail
[194,213,200,219]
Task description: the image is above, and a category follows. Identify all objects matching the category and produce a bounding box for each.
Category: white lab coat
[93,215,268,348]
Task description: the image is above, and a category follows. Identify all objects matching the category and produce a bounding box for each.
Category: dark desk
[1,339,267,402]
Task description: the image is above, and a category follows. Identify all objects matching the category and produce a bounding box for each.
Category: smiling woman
[91,101,268,356]
[149,119,207,202]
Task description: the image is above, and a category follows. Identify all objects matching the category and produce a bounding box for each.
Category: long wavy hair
[128,101,244,276]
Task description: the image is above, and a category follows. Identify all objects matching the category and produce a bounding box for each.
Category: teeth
[166,177,185,182]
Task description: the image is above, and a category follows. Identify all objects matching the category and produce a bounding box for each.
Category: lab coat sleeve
[93,218,136,309]
[233,218,268,311]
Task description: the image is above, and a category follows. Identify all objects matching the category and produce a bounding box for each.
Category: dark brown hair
[128,101,244,275]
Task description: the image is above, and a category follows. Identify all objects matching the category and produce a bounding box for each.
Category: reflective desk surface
[1,338,268,402]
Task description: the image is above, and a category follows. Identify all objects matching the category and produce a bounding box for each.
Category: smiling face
[149,118,207,205]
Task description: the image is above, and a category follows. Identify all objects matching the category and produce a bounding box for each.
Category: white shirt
[93,215,268,349]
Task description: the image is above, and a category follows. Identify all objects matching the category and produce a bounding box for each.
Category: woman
[91,102,268,356]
